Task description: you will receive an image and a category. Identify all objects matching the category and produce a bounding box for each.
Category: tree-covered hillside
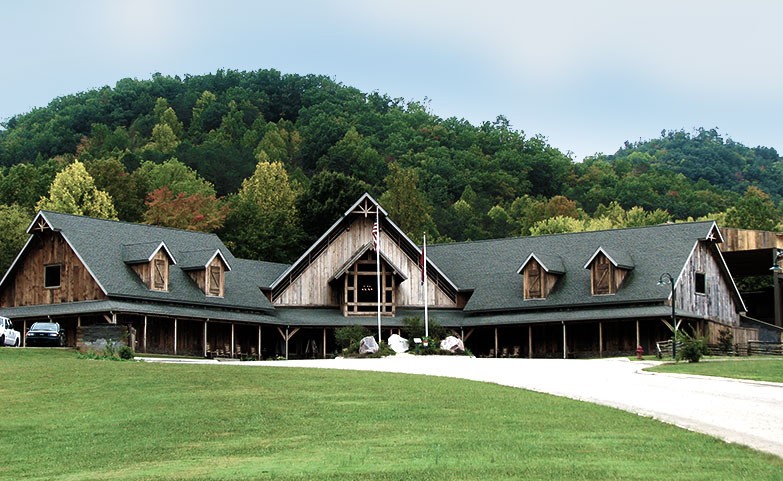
[0,69,780,270]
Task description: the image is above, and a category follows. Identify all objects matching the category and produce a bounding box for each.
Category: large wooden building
[0,194,751,358]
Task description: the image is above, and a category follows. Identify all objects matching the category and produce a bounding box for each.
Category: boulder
[359,336,379,354]
[440,335,465,354]
[387,334,409,353]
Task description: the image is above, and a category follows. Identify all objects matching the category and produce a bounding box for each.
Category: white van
[0,317,21,347]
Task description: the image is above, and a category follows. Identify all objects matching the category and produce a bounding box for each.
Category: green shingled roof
[22,211,275,312]
[426,221,720,313]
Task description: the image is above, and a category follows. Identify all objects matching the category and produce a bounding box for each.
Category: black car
[25,322,65,347]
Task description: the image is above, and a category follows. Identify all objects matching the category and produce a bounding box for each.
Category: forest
[0,69,780,272]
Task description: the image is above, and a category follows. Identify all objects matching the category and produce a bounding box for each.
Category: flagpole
[376,209,382,343]
[423,232,429,338]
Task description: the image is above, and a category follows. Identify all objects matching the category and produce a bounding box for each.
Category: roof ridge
[430,220,716,248]
[40,210,220,238]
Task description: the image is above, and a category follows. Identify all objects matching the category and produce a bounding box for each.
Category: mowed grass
[1,350,781,481]
[647,357,783,383]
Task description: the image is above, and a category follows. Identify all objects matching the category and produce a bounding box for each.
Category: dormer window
[123,242,175,292]
[153,259,167,290]
[592,257,615,295]
[584,247,634,296]
[525,263,543,299]
[208,265,223,297]
[180,249,231,297]
[517,253,564,300]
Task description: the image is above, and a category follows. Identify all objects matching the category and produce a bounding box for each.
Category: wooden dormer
[584,247,634,296]
[122,242,176,292]
[517,253,564,300]
[179,249,231,297]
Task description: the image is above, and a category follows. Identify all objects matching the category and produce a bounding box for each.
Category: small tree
[401,317,447,343]
[717,327,734,355]
[678,334,710,363]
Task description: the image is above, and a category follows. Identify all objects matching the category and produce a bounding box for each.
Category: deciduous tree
[36,160,117,219]
[143,186,228,232]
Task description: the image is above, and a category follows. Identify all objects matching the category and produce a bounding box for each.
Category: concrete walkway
[140,355,783,458]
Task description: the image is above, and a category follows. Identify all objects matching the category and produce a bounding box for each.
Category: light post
[657,272,677,359]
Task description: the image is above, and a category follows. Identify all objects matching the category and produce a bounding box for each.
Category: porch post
[636,320,640,351]
[23,320,27,347]
[562,321,567,359]
[203,320,208,358]
[528,325,533,359]
[494,327,498,358]
[323,327,327,359]
[599,321,603,358]
[77,316,81,327]
[173,318,177,355]
[143,316,147,353]
[258,324,263,360]
[231,323,235,357]
[285,326,289,360]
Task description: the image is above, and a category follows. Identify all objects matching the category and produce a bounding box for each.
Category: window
[153,259,167,290]
[525,263,543,299]
[592,258,614,295]
[208,265,222,296]
[342,251,395,315]
[44,264,61,288]
[695,272,706,294]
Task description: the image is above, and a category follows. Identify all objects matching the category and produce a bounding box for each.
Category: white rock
[440,335,465,353]
[387,334,409,353]
[359,336,379,354]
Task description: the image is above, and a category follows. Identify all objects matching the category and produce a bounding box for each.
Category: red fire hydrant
[636,345,644,360]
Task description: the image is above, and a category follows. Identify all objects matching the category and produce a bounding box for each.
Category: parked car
[0,316,21,347]
[25,322,65,347]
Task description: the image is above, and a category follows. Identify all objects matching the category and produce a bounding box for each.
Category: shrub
[401,316,446,341]
[678,335,709,363]
[334,325,371,352]
[119,345,134,360]
[717,327,734,355]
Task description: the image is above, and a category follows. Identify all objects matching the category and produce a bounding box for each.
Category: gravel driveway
[231,355,783,459]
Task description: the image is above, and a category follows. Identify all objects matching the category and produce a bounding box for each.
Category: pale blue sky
[1,0,780,160]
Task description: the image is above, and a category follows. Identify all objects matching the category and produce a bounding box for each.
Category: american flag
[372,221,379,252]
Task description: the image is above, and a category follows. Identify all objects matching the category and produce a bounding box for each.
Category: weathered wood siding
[0,231,105,307]
[721,227,783,252]
[130,250,170,291]
[521,260,559,299]
[187,257,226,297]
[705,321,757,345]
[275,216,456,308]
[588,253,629,295]
[677,242,742,325]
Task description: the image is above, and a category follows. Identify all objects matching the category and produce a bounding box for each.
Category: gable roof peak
[178,248,232,272]
[517,252,566,275]
[122,241,176,265]
[344,192,388,218]
[583,246,635,270]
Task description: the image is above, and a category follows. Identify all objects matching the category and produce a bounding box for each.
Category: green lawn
[2,349,781,481]
[646,357,783,383]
